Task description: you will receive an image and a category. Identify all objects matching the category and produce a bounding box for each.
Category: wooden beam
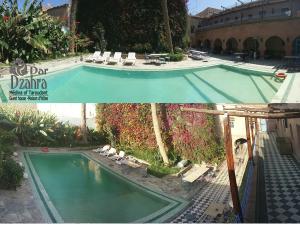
[245,117,253,161]
[224,115,243,222]
[180,107,300,119]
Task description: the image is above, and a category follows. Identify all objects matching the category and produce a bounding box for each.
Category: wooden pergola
[181,105,300,222]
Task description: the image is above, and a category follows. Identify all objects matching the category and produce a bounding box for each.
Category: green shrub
[119,145,180,177]
[169,53,184,62]
[0,143,13,159]
[132,43,152,53]
[0,129,16,145]
[174,47,183,54]
[0,106,106,147]
[0,158,24,190]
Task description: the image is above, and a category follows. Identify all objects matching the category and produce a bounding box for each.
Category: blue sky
[2,0,251,15]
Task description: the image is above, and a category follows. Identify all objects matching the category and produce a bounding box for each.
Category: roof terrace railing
[196,12,293,32]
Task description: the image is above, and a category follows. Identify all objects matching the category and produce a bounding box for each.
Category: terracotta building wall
[193,18,300,56]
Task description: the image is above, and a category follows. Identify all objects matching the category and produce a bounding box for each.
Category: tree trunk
[95,104,105,132]
[159,104,173,150]
[161,0,173,53]
[81,103,88,144]
[151,103,169,165]
[69,0,78,54]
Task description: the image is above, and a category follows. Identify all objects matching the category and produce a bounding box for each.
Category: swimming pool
[1,64,282,103]
[23,152,187,223]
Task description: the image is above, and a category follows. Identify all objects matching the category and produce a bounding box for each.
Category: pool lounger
[100,147,117,157]
[85,51,101,62]
[92,144,111,153]
[109,150,125,161]
[123,52,136,65]
[182,162,209,183]
[95,51,111,63]
[108,52,122,64]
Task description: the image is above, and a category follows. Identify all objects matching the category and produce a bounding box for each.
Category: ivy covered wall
[76,0,188,52]
[96,104,224,164]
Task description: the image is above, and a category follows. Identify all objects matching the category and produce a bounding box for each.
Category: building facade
[191,0,300,58]
[46,4,70,29]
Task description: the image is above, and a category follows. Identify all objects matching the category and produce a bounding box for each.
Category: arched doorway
[197,40,202,50]
[213,39,223,54]
[293,37,300,56]
[203,39,211,51]
[243,37,260,58]
[265,36,285,59]
[226,38,238,54]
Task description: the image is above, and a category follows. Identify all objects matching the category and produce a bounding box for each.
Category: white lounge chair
[123,52,136,65]
[92,144,110,153]
[109,151,125,161]
[101,147,117,157]
[95,51,111,63]
[108,52,122,64]
[182,163,209,183]
[85,51,101,62]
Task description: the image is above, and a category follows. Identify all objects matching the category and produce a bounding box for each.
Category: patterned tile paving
[261,132,300,223]
[172,164,232,223]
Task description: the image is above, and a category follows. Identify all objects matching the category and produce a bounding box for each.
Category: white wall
[216,104,248,143]
[36,103,96,128]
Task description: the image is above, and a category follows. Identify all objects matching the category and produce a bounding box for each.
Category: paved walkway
[260,132,300,222]
[0,154,47,223]
[172,163,232,223]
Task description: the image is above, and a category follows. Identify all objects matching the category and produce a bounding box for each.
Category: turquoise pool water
[1,64,282,103]
[24,152,186,223]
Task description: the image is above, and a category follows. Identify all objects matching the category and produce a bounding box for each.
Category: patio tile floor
[261,132,300,223]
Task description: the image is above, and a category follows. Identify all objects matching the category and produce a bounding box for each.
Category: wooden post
[224,115,243,222]
[245,117,253,161]
[250,117,255,145]
[255,118,259,135]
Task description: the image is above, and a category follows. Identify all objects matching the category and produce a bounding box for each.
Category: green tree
[81,103,88,144]
[69,0,79,53]
[161,0,173,53]
[0,0,69,63]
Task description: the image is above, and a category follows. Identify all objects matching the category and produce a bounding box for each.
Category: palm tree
[151,103,169,165]
[81,103,88,144]
[69,0,78,53]
[161,0,173,53]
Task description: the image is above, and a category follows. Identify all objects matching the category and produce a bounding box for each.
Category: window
[272,8,275,14]
[259,10,266,16]
[281,8,291,16]
[214,20,218,24]
[248,14,253,18]
[235,16,239,20]
[226,17,230,21]
[191,25,195,33]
